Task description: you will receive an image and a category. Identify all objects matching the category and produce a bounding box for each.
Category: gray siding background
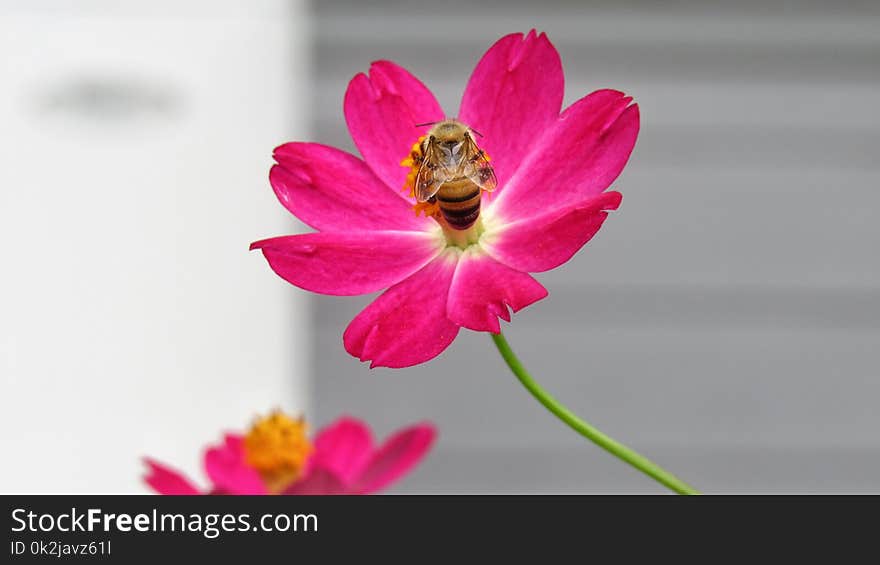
[308,1,880,492]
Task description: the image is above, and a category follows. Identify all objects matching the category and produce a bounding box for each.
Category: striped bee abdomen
[436,177,482,230]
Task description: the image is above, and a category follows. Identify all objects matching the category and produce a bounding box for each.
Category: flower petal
[284,468,350,495]
[203,434,267,495]
[458,30,563,194]
[271,143,432,232]
[446,249,548,333]
[482,191,622,273]
[489,90,639,222]
[250,230,444,296]
[344,250,460,368]
[142,458,201,495]
[344,60,445,192]
[305,416,374,487]
[354,423,437,494]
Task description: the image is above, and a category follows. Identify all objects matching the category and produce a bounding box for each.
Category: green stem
[491,332,700,495]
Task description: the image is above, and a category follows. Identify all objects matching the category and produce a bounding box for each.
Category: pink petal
[142,458,201,495]
[446,250,548,333]
[305,416,375,486]
[353,423,437,494]
[271,143,432,232]
[490,90,639,222]
[283,468,350,495]
[203,434,267,495]
[344,251,460,368]
[482,191,623,273]
[458,30,563,195]
[250,230,444,296]
[344,60,445,193]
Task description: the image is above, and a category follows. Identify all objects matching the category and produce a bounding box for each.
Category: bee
[413,119,497,230]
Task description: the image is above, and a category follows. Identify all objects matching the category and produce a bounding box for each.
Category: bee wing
[462,135,497,193]
[414,140,446,202]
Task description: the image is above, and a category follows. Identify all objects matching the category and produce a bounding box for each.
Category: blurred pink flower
[144,412,436,495]
[251,30,639,368]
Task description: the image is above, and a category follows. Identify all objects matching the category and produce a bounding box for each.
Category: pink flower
[144,412,436,495]
[251,30,639,368]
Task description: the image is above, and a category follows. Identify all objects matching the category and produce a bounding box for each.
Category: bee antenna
[414,121,438,128]
[470,128,484,138]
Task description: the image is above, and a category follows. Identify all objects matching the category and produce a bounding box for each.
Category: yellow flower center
[243,411,312,493]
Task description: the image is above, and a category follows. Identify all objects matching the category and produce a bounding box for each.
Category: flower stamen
[243,410,312,493]
[413,200,441,218]
[401,136,427,200]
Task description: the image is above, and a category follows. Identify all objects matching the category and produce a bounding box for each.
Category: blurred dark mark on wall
[33,76,184,124]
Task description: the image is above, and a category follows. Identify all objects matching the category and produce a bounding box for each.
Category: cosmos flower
[144,412,436,495]
[251,30,639,368]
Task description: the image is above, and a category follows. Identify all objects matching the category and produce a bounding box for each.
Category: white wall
[0,0,311,493]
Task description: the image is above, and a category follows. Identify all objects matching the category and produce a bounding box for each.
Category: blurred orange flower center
[243,411,312,493]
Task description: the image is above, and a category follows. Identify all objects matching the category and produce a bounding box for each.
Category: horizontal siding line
[315,42,879,84]
[317,0,880,15]
[618,169,880,196]
[308,123,880,171]
[410,444,880,460]
[310,120,880,138]
[311,285,880,331]
[311,81,880,131]
[315,14,880,46]
[381,445,880,493]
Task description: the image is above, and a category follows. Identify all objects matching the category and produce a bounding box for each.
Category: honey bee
[413,119,497,230]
